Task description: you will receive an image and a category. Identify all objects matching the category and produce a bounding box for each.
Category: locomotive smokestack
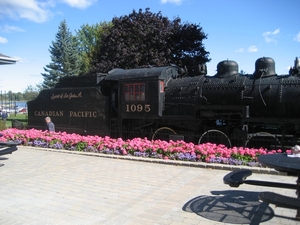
[289,57,300,75]
[295,57,300,69]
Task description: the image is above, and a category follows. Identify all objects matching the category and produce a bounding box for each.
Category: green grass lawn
[0,113,28,130]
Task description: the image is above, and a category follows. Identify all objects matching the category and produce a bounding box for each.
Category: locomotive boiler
[27,56,300,150]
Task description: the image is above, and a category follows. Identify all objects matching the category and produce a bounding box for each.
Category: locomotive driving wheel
[198,129,232,148]
[245,132,281,149]
[151,127,177,142]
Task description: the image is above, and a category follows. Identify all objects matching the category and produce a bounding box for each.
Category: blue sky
[0,0,299,92]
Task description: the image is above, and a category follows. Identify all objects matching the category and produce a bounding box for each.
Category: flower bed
[0,128,286,167]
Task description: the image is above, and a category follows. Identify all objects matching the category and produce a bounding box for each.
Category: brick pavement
[0,146,299,225]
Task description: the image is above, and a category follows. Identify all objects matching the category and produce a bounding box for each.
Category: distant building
[0,53,18,65]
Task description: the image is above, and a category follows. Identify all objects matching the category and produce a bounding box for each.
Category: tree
[23,85,39,101]
[170,20,210,68]
[75,22,112,75]
[91,8,210,73]
[41,20,81,89]
[240,70,247,75]
[15,92,24,101]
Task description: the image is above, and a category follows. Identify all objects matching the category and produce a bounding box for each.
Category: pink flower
[0,128,282,164]
[286,149,292,154]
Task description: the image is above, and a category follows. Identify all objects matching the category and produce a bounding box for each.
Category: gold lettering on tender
[69,111,98,118]
[33,111,64,117]
[51,92,83,100]
[33,111,97,118]
[51,94,60,100]
[68,92,82,99]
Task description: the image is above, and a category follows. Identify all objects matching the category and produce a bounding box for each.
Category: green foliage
[91,8,210,73]
[76,141,88,151]
[231,153,253,162]
[75,22,112,75]
[22,85,39,101]
[170,21,210,67]
[15,92,24,101]
[49,139,62,146]
[1,85,40,102]
[40,9,211,86]
[41,20,81,89]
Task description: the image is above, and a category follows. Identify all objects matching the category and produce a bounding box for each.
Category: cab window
[124,83,145,101]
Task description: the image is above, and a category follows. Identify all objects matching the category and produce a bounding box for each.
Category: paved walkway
[0,146,299,225]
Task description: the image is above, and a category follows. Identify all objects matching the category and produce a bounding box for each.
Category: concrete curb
[20,145,283,176]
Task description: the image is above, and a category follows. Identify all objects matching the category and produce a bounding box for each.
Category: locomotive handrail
[258,75,267,106]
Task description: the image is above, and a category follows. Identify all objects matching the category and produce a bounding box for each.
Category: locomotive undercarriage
[115,114,300,151]
[241,118,300,150]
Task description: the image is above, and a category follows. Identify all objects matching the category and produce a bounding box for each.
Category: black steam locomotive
[27,56,300,150]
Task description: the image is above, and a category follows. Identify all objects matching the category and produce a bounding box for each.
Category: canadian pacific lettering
[34,110,97,118]
[69,111,97,118]
[34,111,64,117]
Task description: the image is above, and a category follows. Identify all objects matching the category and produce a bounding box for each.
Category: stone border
[21,146,284,175]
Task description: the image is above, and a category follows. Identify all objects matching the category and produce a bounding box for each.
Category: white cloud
[248,45,258,52]
[0,25,25,33]
[262,28,280,43]
[0,0,97,23]
[235,46,258,53]
[0,36,8,44]
[235,48,244,53]
[160,0,184,5]
[61,0,97,9]
[294,32,300,42]
[0,0,52,23]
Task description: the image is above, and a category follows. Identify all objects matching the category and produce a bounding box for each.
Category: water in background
[0,101,27,113]
[15,101,27,108]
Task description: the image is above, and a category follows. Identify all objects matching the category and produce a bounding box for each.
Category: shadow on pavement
[0,157,8,167]
[182,190,274,225]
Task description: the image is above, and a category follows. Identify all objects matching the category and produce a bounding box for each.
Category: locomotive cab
[104,66,180,119]
[102,66,181,138]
